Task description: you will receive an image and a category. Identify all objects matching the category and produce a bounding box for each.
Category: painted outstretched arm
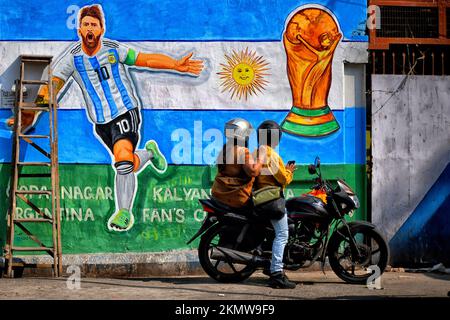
[134,52,204,75]
[7,77,65,133]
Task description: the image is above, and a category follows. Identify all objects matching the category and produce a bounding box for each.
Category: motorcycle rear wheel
[198,224,257,283]
[328,225,389,285]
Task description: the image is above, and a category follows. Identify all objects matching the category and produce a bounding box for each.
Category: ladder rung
[19,102,49,108]
[18,162,51,167]
[12,246,54,252]
[16,190,52,195]
[22,80,49,85]
[12,262,54,269]
[19,134,50,139]
[21,59,52,63]
[20,55,52,62]
[18,107,50,112]
[18,104,51,111]
[18,173,52,178]
[14,218,53,223]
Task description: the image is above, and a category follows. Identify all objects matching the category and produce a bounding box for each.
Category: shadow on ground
[36,275,346,300]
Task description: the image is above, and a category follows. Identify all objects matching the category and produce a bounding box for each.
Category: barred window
[376,6,439,38]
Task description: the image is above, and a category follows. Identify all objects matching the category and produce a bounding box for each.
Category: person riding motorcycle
[211,118,261,211]
[254,120,297,289]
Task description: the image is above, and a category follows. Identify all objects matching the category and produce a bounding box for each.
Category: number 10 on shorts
[116,119,130,134]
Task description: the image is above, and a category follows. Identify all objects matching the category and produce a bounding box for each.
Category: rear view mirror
[308,164,317,175]
[314,156,320,168]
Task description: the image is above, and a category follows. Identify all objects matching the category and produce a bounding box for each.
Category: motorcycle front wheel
[328,225,389,284]
[198,224,256,283]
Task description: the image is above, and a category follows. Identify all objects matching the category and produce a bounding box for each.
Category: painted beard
[82,31,101,49]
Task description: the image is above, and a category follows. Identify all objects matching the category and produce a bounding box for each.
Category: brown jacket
[211,145,254,208]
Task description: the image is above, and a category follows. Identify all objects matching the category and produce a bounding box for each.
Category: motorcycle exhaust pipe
[210,246,268,267]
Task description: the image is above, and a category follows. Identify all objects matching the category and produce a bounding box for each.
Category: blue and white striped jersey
[53,38,141,124]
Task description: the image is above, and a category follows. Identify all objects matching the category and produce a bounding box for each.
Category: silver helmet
[224,118,253,141]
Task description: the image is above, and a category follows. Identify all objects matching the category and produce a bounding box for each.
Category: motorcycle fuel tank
[286,195,329,219]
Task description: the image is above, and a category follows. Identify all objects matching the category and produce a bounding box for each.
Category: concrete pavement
[0,270,449,300]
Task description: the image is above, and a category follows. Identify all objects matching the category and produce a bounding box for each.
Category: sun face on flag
[218,48,269,101]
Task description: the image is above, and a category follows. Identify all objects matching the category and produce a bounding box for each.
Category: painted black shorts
[94,108,141,152]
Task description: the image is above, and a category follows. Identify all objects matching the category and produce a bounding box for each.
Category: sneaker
[107,208,135,232]
[268,271,296,289]
[145,140,168,174]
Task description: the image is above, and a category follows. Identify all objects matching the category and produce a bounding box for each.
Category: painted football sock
[115,171,136,211]
[135,149,153,172]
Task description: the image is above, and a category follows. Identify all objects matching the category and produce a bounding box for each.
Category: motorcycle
[187,157,389,284]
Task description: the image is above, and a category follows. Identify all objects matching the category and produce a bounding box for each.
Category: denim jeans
[270,212,288,273]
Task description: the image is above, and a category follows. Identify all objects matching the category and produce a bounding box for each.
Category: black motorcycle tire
[198,224,257,283]
[328,225,389,285]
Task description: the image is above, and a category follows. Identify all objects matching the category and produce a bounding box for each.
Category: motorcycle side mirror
[314,156,320,169]
[308,164,317,175]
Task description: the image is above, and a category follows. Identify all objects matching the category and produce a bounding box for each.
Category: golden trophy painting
[281,7,342,137]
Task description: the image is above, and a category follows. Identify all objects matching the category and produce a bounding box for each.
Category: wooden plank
[16,193,52,220]
[14,223,47,247]
[20,137,51,159]
[15,218,52,223]
[20,55,53,61]
[12,247,54,252]
[6,56,60,278]
[19,134,50,139]
[18,173,52,178]
[16,190,52,195]
[17,162,51,166]
[22,80,49,85]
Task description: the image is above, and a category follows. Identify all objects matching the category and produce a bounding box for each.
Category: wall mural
[47,5,204,233]
[281,6,341,137]
[218,48,269,101]
[0,0,368,254]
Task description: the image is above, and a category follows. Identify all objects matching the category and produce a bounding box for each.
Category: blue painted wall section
[0,0,367,41]
[389,163,450,266]
[0,108,366,165]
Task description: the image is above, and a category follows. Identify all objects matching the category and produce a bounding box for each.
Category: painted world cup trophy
[282,7,342,137]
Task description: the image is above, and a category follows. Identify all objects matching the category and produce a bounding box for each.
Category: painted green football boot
[107,208,134,232]
[145,140,168,174]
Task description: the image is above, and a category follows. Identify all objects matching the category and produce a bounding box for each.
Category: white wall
[0,41,367,110]
[372,75,450,240]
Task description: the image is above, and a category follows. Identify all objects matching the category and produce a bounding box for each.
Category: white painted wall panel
[0,41,367,110]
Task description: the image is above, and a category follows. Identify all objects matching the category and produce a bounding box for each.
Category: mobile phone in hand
[287,160,296,166]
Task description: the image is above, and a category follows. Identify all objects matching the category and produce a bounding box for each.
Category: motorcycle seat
[202,198,253,216]
[201,198,272,224]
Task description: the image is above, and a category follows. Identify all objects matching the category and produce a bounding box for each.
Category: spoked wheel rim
[199,224,256,282]
[330,227,388,283]
[208,247,249,275]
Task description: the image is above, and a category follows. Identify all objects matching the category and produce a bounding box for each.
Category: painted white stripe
[129,109,135,132]
[133,109,138,132]
[131,109,137,132]
[0,41,368,111]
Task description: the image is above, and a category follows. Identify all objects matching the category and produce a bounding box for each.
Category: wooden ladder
[3,55,62,277]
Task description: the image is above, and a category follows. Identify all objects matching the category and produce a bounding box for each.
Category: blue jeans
[270,212,288,274]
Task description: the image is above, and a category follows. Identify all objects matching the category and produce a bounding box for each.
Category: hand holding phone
[286,160,296,172]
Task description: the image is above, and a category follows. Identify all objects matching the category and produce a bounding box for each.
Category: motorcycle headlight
[350,195,360,209]
[337,180,359,209]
